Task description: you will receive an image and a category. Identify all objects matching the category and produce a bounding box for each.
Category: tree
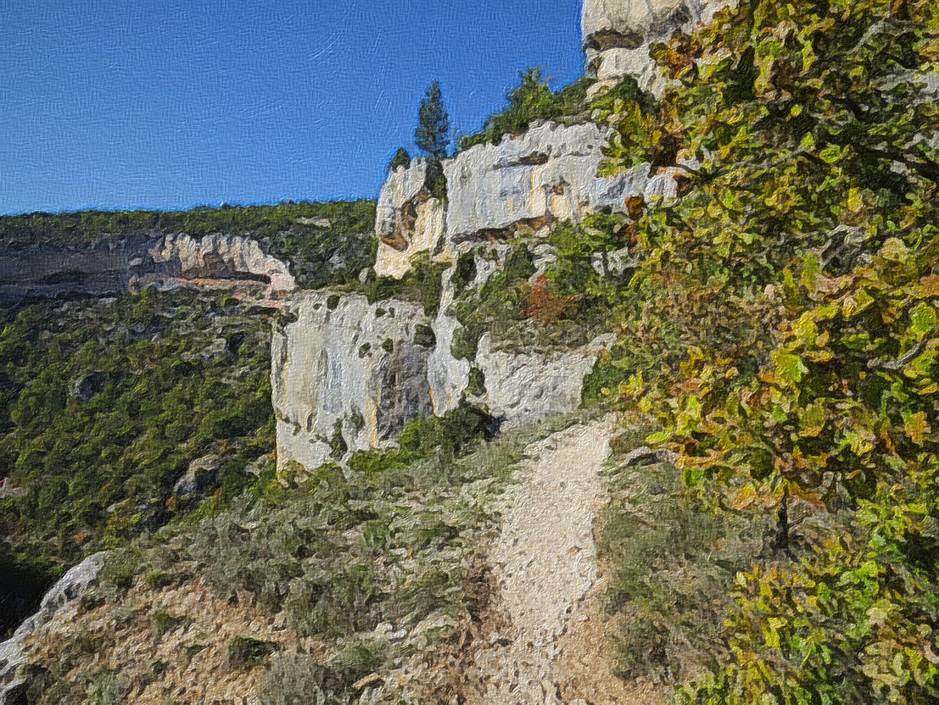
[594,0,939,699]
[388,147,411,172]
[415,81,450,160]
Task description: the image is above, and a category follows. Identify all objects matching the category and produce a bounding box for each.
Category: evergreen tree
[415,81,450,160]
[388,147,411,172]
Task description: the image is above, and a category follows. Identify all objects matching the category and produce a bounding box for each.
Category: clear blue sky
[0,0,585,214]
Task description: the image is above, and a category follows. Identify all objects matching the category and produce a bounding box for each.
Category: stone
[69,371,108,402]
[173,454,221,498]
[271,292,434,472]
[0,553,108,705]
[475,333,612,428]
[582,0,733,93]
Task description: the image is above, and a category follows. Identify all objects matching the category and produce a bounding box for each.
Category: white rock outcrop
[271,292,434,471]
[582,0,732,93]
[444,121,650,242]
[374,161,448,279]
[148,233,296,293]
[475,333,610,428]
[0,553,108,705]
[426,264,471,416]
[373,122,660,281]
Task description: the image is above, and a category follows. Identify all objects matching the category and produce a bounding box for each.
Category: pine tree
[388,147,411,172]
[415,81,450,161]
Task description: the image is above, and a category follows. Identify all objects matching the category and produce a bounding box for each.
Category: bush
[283,564,384,639]
[596,0,939,700]
[359,252,446,317]
[459,71,595,150]
[228,636,277,667]
[600,455,769,684]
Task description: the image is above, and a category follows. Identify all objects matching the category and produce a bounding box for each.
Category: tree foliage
[415,81,451,160]
[388,147,411,172]
[595,0,939,700]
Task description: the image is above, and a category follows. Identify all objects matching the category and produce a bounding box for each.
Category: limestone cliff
[0,238,152,302]
[0,232,297,303]
[373,121,672,279]
[271,292,434,471]
[582,0,731,93]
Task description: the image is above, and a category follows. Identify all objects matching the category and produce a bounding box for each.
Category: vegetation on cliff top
[459,69,597,151]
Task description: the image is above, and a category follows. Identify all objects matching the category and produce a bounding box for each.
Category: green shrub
[398,403,494,457]
[596,0,939,700]
[600,457,769,684]
[257,652,347,705]
[228,636,277,667]
[150,609,188,638]
[359,253,446,317]
[460,71,595,150]
[284,564,384,638]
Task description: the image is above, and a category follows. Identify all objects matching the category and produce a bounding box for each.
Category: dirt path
[464,416,633,704]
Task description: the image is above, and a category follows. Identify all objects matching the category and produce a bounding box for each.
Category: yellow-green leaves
[909,302,937,340]
[773,350,810,385]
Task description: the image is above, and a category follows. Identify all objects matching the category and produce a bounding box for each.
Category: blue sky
[0,0,584,214]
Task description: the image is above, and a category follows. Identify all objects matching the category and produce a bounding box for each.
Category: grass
[598,428,771,685]
[30,412,588,704]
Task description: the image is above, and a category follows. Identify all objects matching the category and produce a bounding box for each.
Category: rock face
[145,233,296,293]
[582,0,731,92]
[0,238,152,303]
[271,292,434,472]
[0,553,108,705]
[373,122,659,279]
[426,265,471,416]
[374,160,448,279]
[0,233,296,303]
[444,121,650,242]
[474,333,609,428]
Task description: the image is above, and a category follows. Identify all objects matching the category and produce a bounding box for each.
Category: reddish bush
[525,275,575,324]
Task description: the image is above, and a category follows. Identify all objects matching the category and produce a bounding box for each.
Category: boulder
[0,553,108,705]
[271,292,434,472]
[69,371,108,402]
[173,454,221,498]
